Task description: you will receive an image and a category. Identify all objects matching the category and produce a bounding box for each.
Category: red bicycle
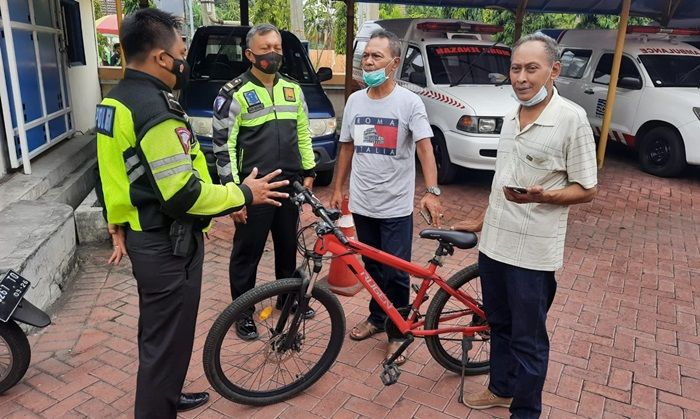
[203,183,490,405]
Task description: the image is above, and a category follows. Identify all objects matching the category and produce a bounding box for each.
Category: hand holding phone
[505,185,528,194]
[419,209,433,225]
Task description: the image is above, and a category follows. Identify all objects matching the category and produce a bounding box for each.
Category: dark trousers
[229,197,299,313]
[353,213,412,333]
[478,252,557,419]
[126,228,204,419]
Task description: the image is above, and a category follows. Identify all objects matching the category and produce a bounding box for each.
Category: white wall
[66,0,101,133]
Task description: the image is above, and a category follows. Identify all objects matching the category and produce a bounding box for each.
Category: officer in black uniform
[95,9,288,419]
[212,24,317,340]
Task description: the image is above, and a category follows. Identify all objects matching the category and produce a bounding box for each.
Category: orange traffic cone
[325,195,363,296]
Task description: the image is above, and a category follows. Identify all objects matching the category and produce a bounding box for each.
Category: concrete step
[38,156,97,209]
[0,135,96,212]
[0,201,77,311]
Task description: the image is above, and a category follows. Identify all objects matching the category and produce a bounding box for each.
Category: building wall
[66,0,101,133]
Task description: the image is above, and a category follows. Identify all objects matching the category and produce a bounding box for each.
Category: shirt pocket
[512,147,554,187]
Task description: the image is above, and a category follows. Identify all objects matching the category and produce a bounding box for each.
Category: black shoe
[176,392,209,412]
[275,299,316,319]
[235,316,259,340]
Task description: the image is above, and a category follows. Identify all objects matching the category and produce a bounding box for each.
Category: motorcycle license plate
[0,270,30,322]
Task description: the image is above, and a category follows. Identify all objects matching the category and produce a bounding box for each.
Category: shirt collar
[124,68,171,92]
[246,69,280,88]
[507,86,562,127]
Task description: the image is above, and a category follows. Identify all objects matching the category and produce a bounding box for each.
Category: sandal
[349,320,382,341]
[386,341,407,366]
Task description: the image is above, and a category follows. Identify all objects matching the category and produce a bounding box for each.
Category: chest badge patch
[243,90,261,106]
[283,87,296,102]
[175,127,193,154]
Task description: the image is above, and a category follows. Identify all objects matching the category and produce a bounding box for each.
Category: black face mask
[164,52,190,90]
[250,51,283,74]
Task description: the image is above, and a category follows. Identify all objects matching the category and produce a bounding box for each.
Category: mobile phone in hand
[419,209,433,225]
[505,185,528,194]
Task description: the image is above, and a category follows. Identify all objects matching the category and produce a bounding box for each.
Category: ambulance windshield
[639,55,700,87]
[426,45,511,85]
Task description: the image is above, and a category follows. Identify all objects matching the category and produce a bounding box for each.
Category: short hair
[512,32,560,65]
[246,23,281,48]
[369,29,401,58]
[120,8,181,64]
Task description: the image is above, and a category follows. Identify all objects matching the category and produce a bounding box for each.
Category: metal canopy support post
[596,0,631,169]
[344,0,355,102]
[241,0,249,26]
[513,0,528,42]
[0,0,33,174]
[116,0,125,74]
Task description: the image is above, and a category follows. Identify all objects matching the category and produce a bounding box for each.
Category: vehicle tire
[424,264,490,375]
[0,321,30,394]
[314,169,334,187]
[431,130,457,184]
[638,126,686,177]
[203,278,345,406]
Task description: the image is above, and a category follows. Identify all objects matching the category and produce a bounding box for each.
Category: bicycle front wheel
[203,278,345,406]
[424,263,490,375]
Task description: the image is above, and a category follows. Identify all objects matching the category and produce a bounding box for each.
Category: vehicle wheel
[203,278,345,406]
[638,126,686,177]
[0,321,30,394]
[424,264,490,375]
[314,169,333,187]
[431,131,457,184]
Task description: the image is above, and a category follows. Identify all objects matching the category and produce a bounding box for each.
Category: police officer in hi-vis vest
[95,9,288,418]
[212,23,317,341]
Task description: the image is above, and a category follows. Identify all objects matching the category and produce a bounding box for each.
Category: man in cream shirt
[455,33,597,418]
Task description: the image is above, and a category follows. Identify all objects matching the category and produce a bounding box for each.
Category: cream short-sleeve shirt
[479,89,597,271]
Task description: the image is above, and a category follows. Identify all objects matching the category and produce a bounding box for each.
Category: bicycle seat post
[429,241,454,267]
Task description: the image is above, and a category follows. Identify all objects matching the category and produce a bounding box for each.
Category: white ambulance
[353,19,517,183]
[553,27,700,177]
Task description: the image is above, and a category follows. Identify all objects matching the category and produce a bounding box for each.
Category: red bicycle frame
[312,232,488,338]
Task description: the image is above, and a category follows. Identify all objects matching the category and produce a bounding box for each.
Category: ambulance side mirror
[617,76,642,90]
[317,67,333,82]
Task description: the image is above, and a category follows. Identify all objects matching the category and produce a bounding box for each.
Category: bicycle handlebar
[292,181,350,246]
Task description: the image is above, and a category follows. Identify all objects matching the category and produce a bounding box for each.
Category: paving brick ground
[2,144,699,418]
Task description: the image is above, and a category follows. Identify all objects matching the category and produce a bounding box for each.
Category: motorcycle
[0,270,51,393]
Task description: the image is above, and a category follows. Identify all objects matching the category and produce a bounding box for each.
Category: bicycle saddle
[419,229,478,249]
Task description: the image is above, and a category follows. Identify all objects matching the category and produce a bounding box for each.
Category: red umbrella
[96,14,121,36]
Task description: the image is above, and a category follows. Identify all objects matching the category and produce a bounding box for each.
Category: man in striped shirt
[455,33,598,418]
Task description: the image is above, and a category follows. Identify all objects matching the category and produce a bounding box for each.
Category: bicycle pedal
[380,363,401,386]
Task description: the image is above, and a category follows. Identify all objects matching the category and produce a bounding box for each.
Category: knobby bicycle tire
[424,263,490,375]
[203,278,345,405]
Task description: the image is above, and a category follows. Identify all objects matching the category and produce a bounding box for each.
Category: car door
[576,53,644,138]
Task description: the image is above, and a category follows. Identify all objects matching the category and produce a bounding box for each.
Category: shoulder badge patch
[95,105,116,137]
[214,95,227,113]
[161,91,185,116]
[283,87,296,102]
[175,127,193,154]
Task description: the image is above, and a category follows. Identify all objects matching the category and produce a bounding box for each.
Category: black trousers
[126,228,203,419]
[229,197,299,312]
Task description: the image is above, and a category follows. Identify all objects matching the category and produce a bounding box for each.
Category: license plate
[0,270,30,322]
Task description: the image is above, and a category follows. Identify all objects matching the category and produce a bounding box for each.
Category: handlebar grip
[292,181,305,194]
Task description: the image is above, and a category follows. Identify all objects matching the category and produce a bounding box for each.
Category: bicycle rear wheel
[203,278,345,405]
[424,264,490,375]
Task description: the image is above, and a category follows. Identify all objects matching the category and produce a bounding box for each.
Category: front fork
[276,252,323,351]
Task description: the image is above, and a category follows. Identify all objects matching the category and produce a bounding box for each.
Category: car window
[353,40,367,70]
[400,46,425,84]
[190,32,315,83]
[426,45,511,85]
[593,54,641,85]
[559,48,592,79]
[639,54,700,87]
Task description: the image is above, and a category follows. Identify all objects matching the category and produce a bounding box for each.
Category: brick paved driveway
[2,145,699,418]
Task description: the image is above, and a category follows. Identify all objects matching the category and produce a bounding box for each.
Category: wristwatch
[426,186,441,196]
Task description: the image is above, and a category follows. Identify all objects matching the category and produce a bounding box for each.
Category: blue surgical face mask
[511,66,553,107]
